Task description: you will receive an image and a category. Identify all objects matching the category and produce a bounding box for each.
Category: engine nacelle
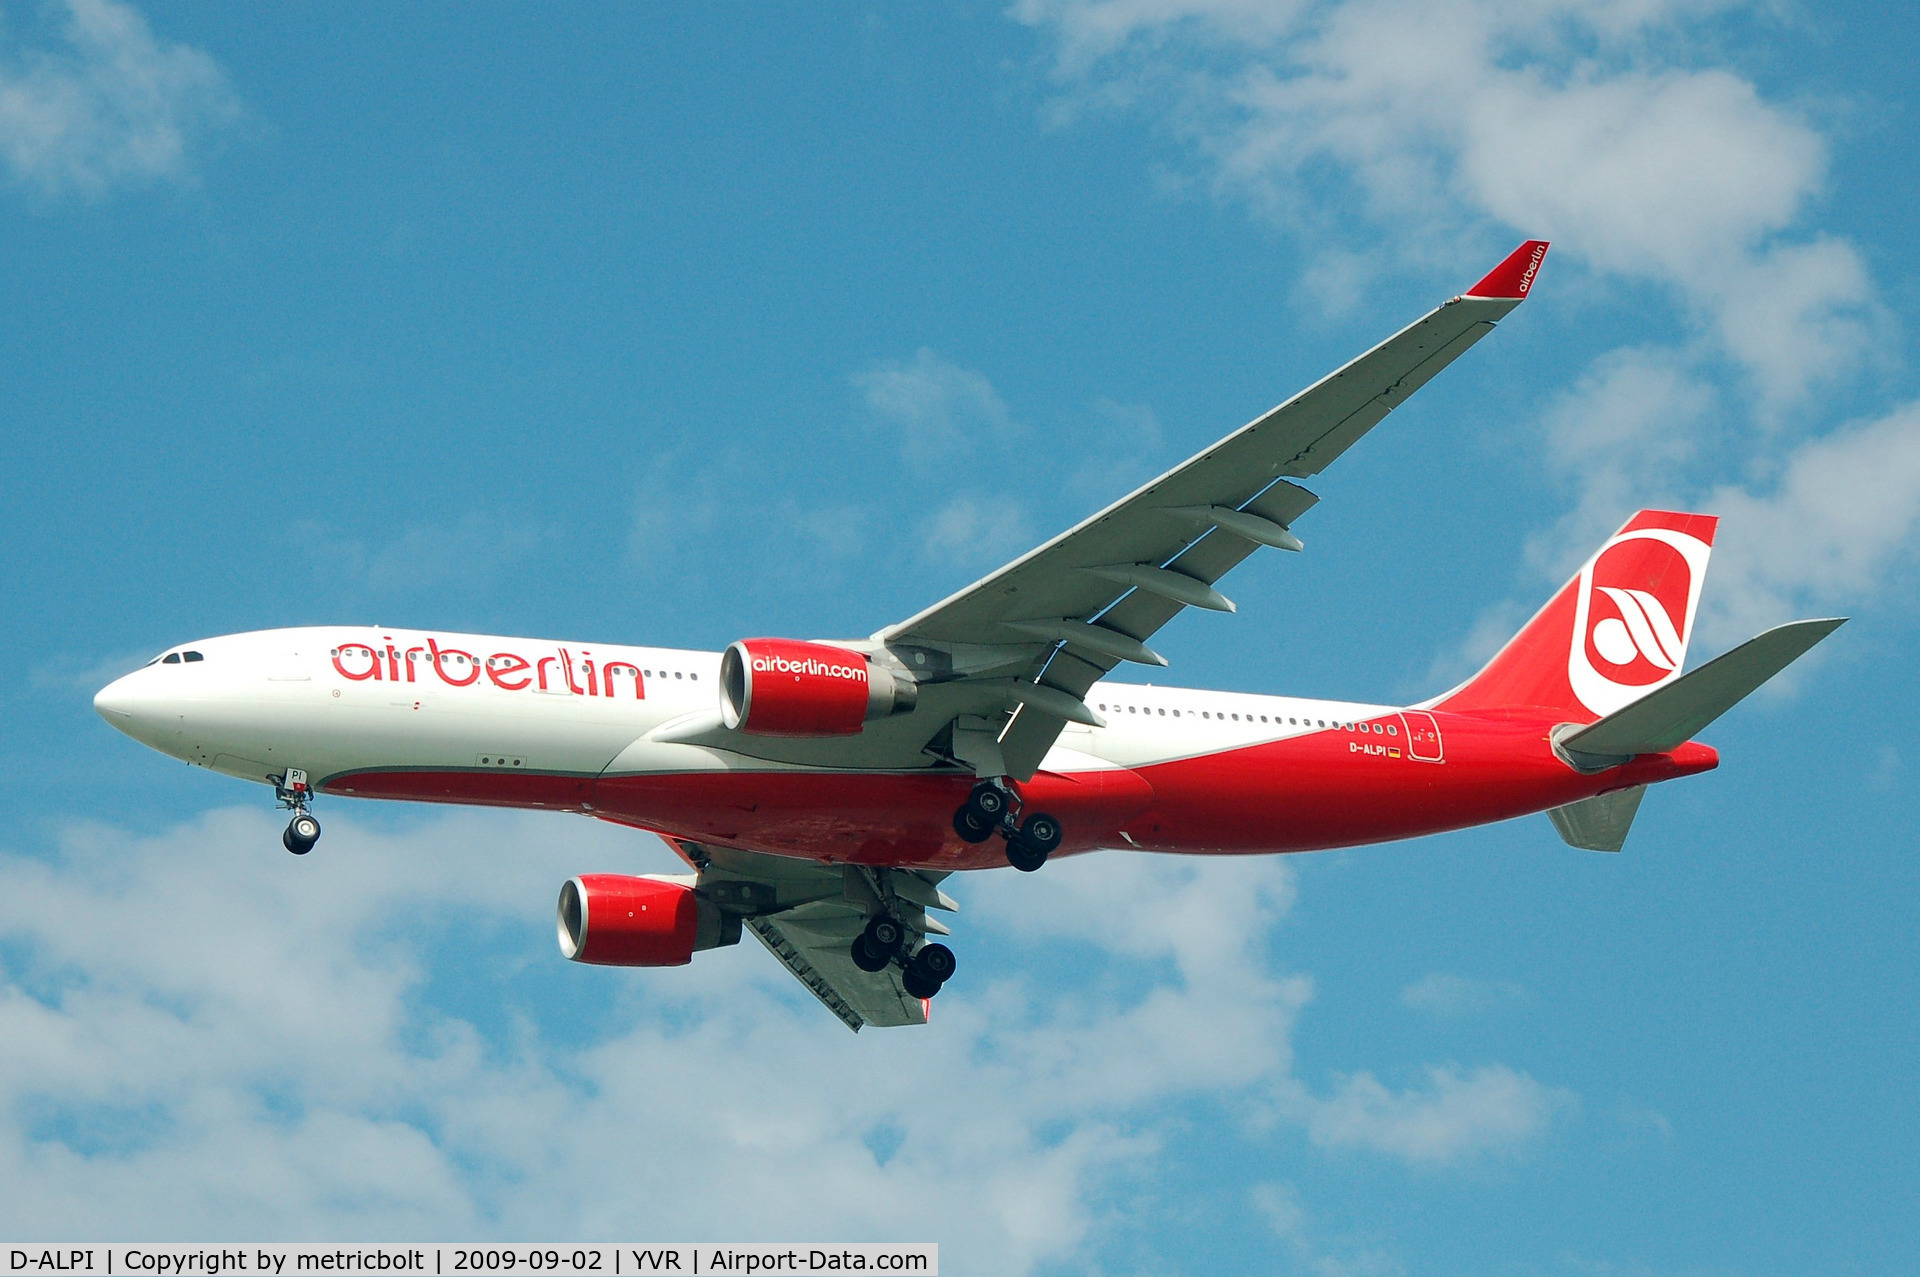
[719,638,916,737]
[556,874,737,967]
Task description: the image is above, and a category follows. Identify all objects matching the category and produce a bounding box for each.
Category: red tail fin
[1435,511,1719,722]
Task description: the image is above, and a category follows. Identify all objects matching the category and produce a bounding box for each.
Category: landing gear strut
[277,768,320,855]
[952,780,1063,872]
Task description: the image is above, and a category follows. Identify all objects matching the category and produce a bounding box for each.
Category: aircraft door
[1399,710,1444,762]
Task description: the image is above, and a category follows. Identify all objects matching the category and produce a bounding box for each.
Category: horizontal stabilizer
[1547,785,1646,852]
[1558,618,1845,768]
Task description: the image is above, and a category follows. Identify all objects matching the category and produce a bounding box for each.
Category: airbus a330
[95,241,1841,1029]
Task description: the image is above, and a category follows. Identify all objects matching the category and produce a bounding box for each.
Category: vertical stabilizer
[1436,511,1718,722]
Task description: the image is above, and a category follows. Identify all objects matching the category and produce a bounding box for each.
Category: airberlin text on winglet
[1465,239,1551,299]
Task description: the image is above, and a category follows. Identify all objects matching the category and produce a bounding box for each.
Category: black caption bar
[5,1247,936,1277]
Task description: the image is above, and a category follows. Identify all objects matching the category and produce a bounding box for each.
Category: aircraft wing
[665,838,959,1030]
[878,240,1550,776]
[647,241,1546,779]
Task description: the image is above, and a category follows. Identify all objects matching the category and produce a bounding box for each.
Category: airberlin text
[331,637,649,700]
[6,1248,935,1277]
[749,653,865,682]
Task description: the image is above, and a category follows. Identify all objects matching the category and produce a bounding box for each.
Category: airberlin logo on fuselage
[1567,528,1711,717]
[330,636,648,699]
[750,652,866,682]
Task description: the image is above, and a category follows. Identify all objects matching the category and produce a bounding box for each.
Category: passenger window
[675,671,683,679]
[162,653,180,664]
[183,651,204,662]
[1388,725,1398,736]
[1158,707,1165,716]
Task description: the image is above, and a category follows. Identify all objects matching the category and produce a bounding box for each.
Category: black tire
[1020,812,1062,853]
[953,806,995,844]
[969,784,1008,820]
[290,813,321,844]
[902,967,941,1000]
[282,826,313,856]
[864,914,904,953]
[1005,838,1048,873]
[912,943,957,984]
[850,935,890,973]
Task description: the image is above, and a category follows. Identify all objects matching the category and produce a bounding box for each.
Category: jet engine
[719,638,916,736]
[556,874,738,966]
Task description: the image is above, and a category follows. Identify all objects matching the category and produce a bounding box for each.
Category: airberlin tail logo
[1567,527,1712,717]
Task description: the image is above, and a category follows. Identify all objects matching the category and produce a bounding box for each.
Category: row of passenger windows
[1095,701,1398,735]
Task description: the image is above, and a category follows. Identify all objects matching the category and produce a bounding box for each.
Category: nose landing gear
[952,780,1063,872]
[276,769,321,855]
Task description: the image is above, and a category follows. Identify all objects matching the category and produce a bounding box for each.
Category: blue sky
[1,0,1916,1270]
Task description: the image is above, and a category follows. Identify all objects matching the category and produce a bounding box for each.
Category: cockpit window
[183,651,204,662]
[162,653,181,664]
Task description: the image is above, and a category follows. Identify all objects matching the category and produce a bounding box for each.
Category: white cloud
[1021,0,1884,408]
[627,450,869,590]
[853,348,1021,472]
[919,492,1035,573]
[29,645,156,694]
[0,0,239,197]
[0,809,1574,1257]
[1017,0,1920,651]
[1400,972,1525,1018]
[296,511,557,597]
[1303,1064,1576,1164]
[1702,399,1920,641]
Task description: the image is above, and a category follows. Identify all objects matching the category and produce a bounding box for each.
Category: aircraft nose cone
[94,670,175,745]
[94,674,136,722]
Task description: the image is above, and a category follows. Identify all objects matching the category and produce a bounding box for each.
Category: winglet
[1465,239,1550,300]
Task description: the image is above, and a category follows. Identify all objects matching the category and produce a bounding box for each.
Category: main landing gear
[850,914,958,1001]
[277,768,321,856]
[952,780,1063,872]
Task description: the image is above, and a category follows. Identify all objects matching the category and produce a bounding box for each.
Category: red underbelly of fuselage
[322,712,1716,870]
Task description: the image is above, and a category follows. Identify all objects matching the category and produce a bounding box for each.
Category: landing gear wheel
[863,914,905,956]
[1005,838,1048,873]
[283,813,321,856]
[902,968,941,1000]
[850,934,890,972]
[953,783,1008,844]
[953,806,996,844]
[911,943,957,985]
[1019,812,1062,854]
[968,783,1008,821]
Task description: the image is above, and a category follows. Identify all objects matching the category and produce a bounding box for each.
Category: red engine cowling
[557,874,701,966]
[719,638,916,736]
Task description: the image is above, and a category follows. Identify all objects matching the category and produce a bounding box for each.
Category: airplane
[92,240,1844,1030]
